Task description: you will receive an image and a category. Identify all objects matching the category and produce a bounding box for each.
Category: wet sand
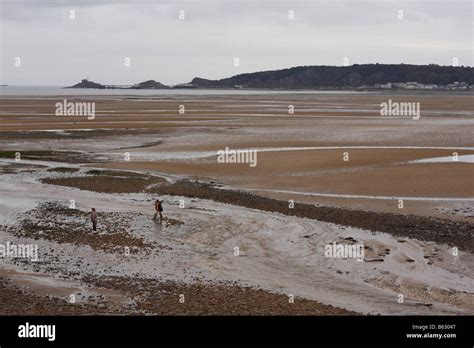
[0,161,472,315]
[1,92,473,315]
[2,93,473,218]
[0,271,353,315]
[40,173,474,253]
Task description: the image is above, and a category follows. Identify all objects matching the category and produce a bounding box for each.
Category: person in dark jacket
[91,208,98,231]
[153,199,163,223]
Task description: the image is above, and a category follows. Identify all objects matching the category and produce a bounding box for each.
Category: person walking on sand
[91,208,98,231]
[153,199,163,223]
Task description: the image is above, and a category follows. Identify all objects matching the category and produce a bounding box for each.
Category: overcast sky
[0,0,472,86]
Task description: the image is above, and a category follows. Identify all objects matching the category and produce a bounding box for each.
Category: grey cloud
[0,0,472,85]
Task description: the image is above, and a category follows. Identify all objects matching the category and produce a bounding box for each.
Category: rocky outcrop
[66,79,105,89]
[130,80,169,89]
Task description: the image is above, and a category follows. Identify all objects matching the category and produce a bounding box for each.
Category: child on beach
[153,199,163,223]
[91,208,98,231]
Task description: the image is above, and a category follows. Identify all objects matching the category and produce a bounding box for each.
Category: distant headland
[67,64,474,91]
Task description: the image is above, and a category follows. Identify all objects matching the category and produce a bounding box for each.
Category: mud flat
[3,93,469,219]
[42,174,474,253]
[0,273,352,315]
[0,160,473,315]
[0,93,473,315]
